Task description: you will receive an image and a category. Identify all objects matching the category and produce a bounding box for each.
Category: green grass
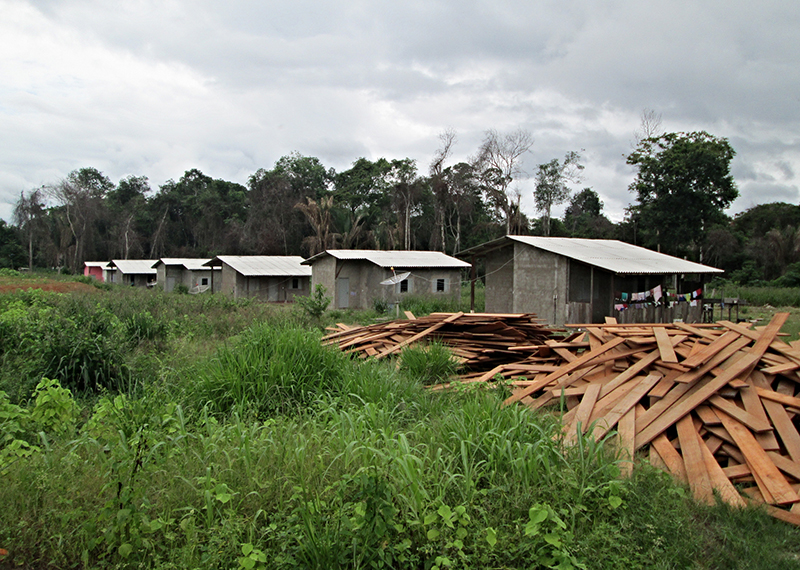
[1,282,800,568]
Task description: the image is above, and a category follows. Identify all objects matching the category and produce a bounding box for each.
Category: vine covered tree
[626,131,738,260]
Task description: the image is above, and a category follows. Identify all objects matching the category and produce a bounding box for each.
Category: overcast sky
[1,0,798,226]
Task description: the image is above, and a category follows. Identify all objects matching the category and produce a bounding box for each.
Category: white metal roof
[108,260,158,275]
[152,258,216,271]
[506,236,723,275]
[84,261,108,268]
[212,256,312,277]
[303,249,471,269]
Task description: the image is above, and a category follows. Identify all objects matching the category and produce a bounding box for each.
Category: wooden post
[470,256,476,313]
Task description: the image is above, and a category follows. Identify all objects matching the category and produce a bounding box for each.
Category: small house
[203,256,311,301]
[459,236,723,325]
[152,258,220,293]
[302,249,471,310]
[105,260,158,287]
[83,261,108,282]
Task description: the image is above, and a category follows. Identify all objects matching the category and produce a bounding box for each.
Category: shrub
[296,284,331,322]
[174,283,190,295]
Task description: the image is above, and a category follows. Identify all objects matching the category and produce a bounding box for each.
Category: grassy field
[1,275,800,569]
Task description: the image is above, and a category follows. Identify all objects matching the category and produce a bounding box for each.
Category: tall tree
[533,151,583,236]
[47,167,113,272]
[562,187,614,239]
[107,175,150,259]
[333,157,393,248]
[627,131,738,259]
[475,128,533,234]
[0,220,25,269]
[429,129,457,252]
[12,188,47,271]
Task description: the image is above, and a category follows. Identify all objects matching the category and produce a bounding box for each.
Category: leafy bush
[0,268,21,277]
[296,284,331,322]
[174,283,190,295]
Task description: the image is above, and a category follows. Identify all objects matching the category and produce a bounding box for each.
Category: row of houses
[84,237,723,325]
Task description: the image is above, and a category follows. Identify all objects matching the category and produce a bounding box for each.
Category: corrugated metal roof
[303,249,471,269]
[108,260,158,274]
[214,256,312,277]
[153,258,215,271]
[84,261,108,268]
[506,236,723,275]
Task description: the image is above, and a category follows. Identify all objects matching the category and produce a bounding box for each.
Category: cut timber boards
[325,312,800,526]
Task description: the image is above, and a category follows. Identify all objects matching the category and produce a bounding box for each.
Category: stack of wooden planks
[325,311,800,524]
[499,313,800,525]
[322,312,561,371]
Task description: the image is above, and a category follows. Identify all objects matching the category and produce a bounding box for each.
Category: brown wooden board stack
[322,312,562,371]
[324,311,800,525]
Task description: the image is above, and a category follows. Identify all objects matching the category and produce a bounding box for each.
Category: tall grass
[708,284,800,307]
[1,284,800,568]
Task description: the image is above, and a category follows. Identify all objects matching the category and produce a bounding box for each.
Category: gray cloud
[1,0,799,227]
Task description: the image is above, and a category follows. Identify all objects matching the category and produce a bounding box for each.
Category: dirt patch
[0,278,98,294]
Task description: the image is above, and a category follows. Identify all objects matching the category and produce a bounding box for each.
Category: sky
[1,0,799,226]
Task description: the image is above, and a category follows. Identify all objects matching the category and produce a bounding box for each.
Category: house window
[292,278,300,289]
[399,279,409,293]
[436,278,446,292]
[201,278,209,286]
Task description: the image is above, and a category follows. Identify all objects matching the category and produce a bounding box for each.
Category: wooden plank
[676,414,715,505]
[617,406,636,478]
[563,382,603,443]
[674,321,722,340]
[695,404,721,426]
[403,311,417,320]
[635,313,789,448]
[707,395,773,433]
[654,327,679,363]
[767,452,800,481]
[756,387,800,410]
[376,312,464,359]
[717,409,800,506]
[739,379,781,450]
[697,427,747,507]
[650,375,677,399]
[592,373,663,441]
[752,373,800,462]
[651,433,688,483]
[764,505,800,527]
[681,330,742,369]
[673,336,753,384]
[504,336,627,405]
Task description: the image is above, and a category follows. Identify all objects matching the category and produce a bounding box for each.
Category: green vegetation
[1,282,800,569]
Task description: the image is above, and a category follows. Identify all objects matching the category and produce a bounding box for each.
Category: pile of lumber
[498,313,800,525]
[326,311,800,524]
[323,312,561,371]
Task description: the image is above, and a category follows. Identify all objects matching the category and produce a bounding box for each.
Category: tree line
[3,126,798,286]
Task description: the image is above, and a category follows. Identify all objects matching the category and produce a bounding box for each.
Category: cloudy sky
[1,0,798,225]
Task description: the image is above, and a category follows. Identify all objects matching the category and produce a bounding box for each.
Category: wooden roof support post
[470,255,476,314]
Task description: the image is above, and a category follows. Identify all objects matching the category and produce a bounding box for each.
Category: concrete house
[459,236,723,326]
[105,260,158,287]
[302,249,471,310]
[83,261,108,282]
[204,256,311,301]
[152,258,221,293]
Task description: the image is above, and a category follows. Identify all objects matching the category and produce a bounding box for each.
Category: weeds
[0,284,799,568]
